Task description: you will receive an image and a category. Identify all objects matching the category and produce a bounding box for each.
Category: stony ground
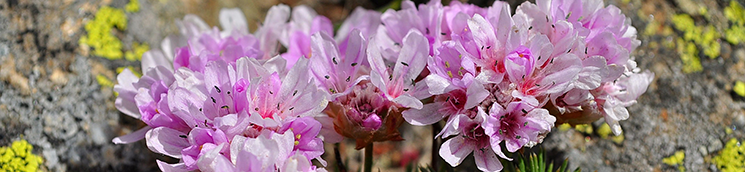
[0,0,743,171]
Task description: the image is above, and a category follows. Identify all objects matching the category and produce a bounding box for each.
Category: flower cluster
[396,0,652,171]
[112,0,652,171]
[113,7,328,171]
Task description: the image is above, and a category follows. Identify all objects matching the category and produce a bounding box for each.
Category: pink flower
[482,102,556,153]
[308,30,368,99]
[368,29,430,109]
[439,113,503,172]
[402,41,488,125]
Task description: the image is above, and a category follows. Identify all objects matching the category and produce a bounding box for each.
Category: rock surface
[0,0,743,171]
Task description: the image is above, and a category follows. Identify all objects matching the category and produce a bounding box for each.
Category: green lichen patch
[713,138,744,172]
[0,140,43,172]
[79,6,128,60]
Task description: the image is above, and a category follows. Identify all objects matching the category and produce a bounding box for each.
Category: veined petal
[146,127,190,158]
[439,136,475,167]
[473,147,503,172]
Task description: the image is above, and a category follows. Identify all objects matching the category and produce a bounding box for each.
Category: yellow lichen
[558,123,572,132]
[124,42,149,61]
[713,138,744,172]
[96,74,115,88]
[125,0,140,13]
[0,139,43,172]
[663,150,686,172]
[700,26,720,59]
[734,81,745,97]
[676,38,703,73]
[725,1,745,45]
[116,66,142,78]
[610,134,624,144]
[597,123,612,139]
[79,6,127,60]
[574,124,593,134]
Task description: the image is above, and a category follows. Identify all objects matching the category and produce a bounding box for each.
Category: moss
[124,42,149,61]
[79,6,127,60]
[734,81,745,97]
[713,138,745,172]
[0,139,43,172]
[125,0,140,13]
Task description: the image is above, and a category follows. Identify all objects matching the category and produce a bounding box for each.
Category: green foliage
[0,139,43,172]
[502,149,579,172]
[79,6,127,60]
[713,139,745,172]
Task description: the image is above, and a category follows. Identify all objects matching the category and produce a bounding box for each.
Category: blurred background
[0,0,744,171]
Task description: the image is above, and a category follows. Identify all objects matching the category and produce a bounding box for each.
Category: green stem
[364,144,373,172]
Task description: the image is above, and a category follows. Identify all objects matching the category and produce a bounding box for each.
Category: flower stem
[364,144,373,172]
[334,143,347,172]
[432,123,441,171]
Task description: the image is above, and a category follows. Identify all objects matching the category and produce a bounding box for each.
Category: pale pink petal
[197,143,237,172]
[402,103,446,126]
[157,160,189,172]
[424,75,455,95]
[473,147,503,172]
[439,136,475,167]
[464,80,488,109]
[146,127,190,158]
[112,126,151,144]
[141,50,173,73]
[219,8,248,35]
